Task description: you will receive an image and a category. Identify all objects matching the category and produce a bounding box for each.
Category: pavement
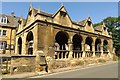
[1,61,118,79]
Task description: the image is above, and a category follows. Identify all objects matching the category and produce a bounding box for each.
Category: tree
[94,16,120,56]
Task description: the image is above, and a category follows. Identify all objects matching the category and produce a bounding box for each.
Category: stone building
[0,12,19,54]
[15,4,113,65]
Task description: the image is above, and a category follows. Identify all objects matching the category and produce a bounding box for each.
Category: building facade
[0,12,19,54]
[15,4,114,60]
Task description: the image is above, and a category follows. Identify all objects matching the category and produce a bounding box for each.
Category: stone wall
[10,55,36,73]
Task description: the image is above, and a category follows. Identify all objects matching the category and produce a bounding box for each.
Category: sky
[1,2,118,24]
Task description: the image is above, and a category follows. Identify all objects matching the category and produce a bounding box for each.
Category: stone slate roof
[32,7,89,27]
[0,14,20,28]
[73,19,87,26]
[94,25,103,32]
[22,18,26,26]
[78,19,86,26]
[33,8,53,17]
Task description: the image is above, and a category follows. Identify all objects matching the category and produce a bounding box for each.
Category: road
[32,62,118,78]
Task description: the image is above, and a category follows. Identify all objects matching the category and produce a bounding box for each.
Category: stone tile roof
[0,14,20,28]
[94,25,103,32]
[33,8,53,17]
[73,19,86,26]
[21,18,26,26]
[78,19,86,26]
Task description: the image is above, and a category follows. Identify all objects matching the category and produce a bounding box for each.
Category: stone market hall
[9,4,114,73]
[16,4,113,58]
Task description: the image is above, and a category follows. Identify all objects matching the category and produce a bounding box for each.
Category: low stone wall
[10,55,36,74]
[46,55,114,72]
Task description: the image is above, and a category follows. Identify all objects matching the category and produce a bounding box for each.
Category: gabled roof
[33,8,53,17]
[95,23,106,32]
[18,17,26,26]
[0,14,20,28]
[52,4,73,23]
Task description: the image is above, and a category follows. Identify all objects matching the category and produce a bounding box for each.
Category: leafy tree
[94,16,120,56]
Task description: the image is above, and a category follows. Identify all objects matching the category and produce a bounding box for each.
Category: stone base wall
[10,55,36,74]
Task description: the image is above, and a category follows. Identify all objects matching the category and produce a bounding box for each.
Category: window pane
[3,30,6,36]
[4,19,6,23]
[3,42,6,50]
[1,18,3,22]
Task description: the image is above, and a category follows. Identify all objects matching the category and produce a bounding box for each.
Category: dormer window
[104,27,106,31]
[60,11,66,17]
[28,10,32,16]
[0,16,7,24]
[18,20,22,25]
[87,21,91,26]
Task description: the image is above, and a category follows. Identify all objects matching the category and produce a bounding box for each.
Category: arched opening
[95,38,101,57]
[72,34,82,58]
[103,40,108,51]
[72,34,82,50]
[85,37,93,51]
[26,31,33,55]
[18,37,22,55]
[55,31,69,59]
[85,37,93,57]
[95,38,101,51]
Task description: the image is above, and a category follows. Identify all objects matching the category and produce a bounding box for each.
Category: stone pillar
[107,39,113,58]
[33,25,39,55]
[15,37,18,55]
[92,38,96,57]
[68,38,73,59]
[57,53,59,59]
[82,42,85,57]
[81,35,86,58]
[23,33,27,55]
[92,44,95,57]
[61,52,63,59]
[22,38,26,55]
[100,39,104,57]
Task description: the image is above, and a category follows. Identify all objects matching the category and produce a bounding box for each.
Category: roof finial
[103,22,106,26]
[37,5,40,13]
[30,3,33,8]
[61,2,64,6]
[87,15,90,19]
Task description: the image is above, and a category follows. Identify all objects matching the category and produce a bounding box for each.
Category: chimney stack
[11,11,14,17]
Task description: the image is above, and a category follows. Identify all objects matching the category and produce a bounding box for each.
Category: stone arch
[55,31,69,50]
[18,37,22,55]
[72,34,82,50]
[103,40,108,51]
[55,31,69,59]
[95,38,101,51]
[85,36,93,51]
[26,31,34,55]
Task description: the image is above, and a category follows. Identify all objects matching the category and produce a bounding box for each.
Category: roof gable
[25,4,36,25]
[83,17,95,32]
[53,5,72,27]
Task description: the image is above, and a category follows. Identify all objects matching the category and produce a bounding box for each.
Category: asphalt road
[33,62,118,78]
